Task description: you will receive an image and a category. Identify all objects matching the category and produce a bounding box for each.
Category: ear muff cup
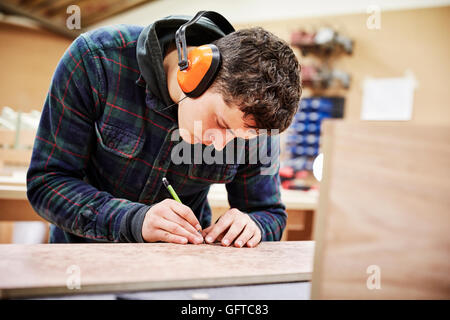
[176,44,221,98]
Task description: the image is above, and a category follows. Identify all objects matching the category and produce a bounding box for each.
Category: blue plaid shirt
[26,24,287,243]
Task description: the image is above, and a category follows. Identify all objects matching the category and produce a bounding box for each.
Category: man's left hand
[202,208,262,248]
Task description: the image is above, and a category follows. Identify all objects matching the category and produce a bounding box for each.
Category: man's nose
[212,135,234,151]
[213,141,226,151]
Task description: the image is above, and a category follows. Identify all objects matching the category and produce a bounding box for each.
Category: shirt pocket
[92,122,145,195]
[188,163,239,184]
[94,122,145,159]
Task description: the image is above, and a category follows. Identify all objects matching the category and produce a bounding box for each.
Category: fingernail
[223,239,230,246]
[236,240,243,247]
[196,237,203,243]
[206,236,213,243]
[196,224,201,231]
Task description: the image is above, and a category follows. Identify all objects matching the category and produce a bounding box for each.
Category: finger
[234,224,256,248]
[154,229,188,244]
[157,218,203,244]
[168,200,202,231]
[206,229,225,242]
[216,232,225,242]
[204,212,235,244]
[221,218,247,247]
[246,232,262,248]
[166,210,202,239]
[201,225,214,238]
[202,227,225,242]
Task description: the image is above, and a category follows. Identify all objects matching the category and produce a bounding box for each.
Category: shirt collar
[136,74,178,123]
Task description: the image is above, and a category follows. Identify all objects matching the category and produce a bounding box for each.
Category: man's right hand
[141,199,204,244]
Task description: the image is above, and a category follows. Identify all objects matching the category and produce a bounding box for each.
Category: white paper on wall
[361,76,416,121]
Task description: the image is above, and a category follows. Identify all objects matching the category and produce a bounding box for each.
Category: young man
[26,12,301,247]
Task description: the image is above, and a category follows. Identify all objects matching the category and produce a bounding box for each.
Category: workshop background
[0,0,449,244]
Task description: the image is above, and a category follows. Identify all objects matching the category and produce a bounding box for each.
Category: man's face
[177,89,258,150]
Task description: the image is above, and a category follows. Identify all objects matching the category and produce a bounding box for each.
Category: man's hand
[142,199,204,244]
[202,208,262,248]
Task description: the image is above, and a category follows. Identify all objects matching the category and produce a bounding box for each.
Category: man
[26,12,301,247]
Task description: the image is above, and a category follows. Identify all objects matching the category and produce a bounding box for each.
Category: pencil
[162,177,204,242]
[162,177,182,203]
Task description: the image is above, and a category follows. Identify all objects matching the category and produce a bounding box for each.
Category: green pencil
[162,177,182,203]
[162,177,204,242]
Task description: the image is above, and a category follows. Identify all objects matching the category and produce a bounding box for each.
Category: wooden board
[311,120,450,299]
[0,199,45,222]
[0,241,314,299]
[0,185,27,200]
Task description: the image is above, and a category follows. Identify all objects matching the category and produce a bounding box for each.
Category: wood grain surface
[0,241,314,299]
[311,121,450,299]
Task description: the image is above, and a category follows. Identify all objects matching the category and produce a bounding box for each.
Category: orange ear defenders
[175,11,235,98]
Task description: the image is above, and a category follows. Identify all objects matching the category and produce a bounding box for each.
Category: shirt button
[108,142,114,148]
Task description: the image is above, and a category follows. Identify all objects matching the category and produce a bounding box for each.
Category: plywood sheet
[311,120,450,299]
[0,241,314,299]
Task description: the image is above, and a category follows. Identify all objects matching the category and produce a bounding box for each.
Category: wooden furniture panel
[311,120,450,299]
[0,241,314,299]
[0,199,45,222]
[285,210,314,241]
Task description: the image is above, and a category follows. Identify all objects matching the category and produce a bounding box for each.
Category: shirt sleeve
[26,34,149,243]
[225,135,287,241]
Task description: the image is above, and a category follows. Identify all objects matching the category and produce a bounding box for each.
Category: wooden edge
[0,185,28,200]
[310,119,336,300]
[0,272,312,300]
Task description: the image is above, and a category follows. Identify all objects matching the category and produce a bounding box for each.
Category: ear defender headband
[175,11,235,98]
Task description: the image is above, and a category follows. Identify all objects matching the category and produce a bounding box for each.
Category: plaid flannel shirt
[26,24,287,243]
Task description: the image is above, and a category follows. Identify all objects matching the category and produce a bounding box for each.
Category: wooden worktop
[0,241,314,299]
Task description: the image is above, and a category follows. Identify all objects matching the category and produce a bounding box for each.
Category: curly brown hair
[211,27,302,133]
